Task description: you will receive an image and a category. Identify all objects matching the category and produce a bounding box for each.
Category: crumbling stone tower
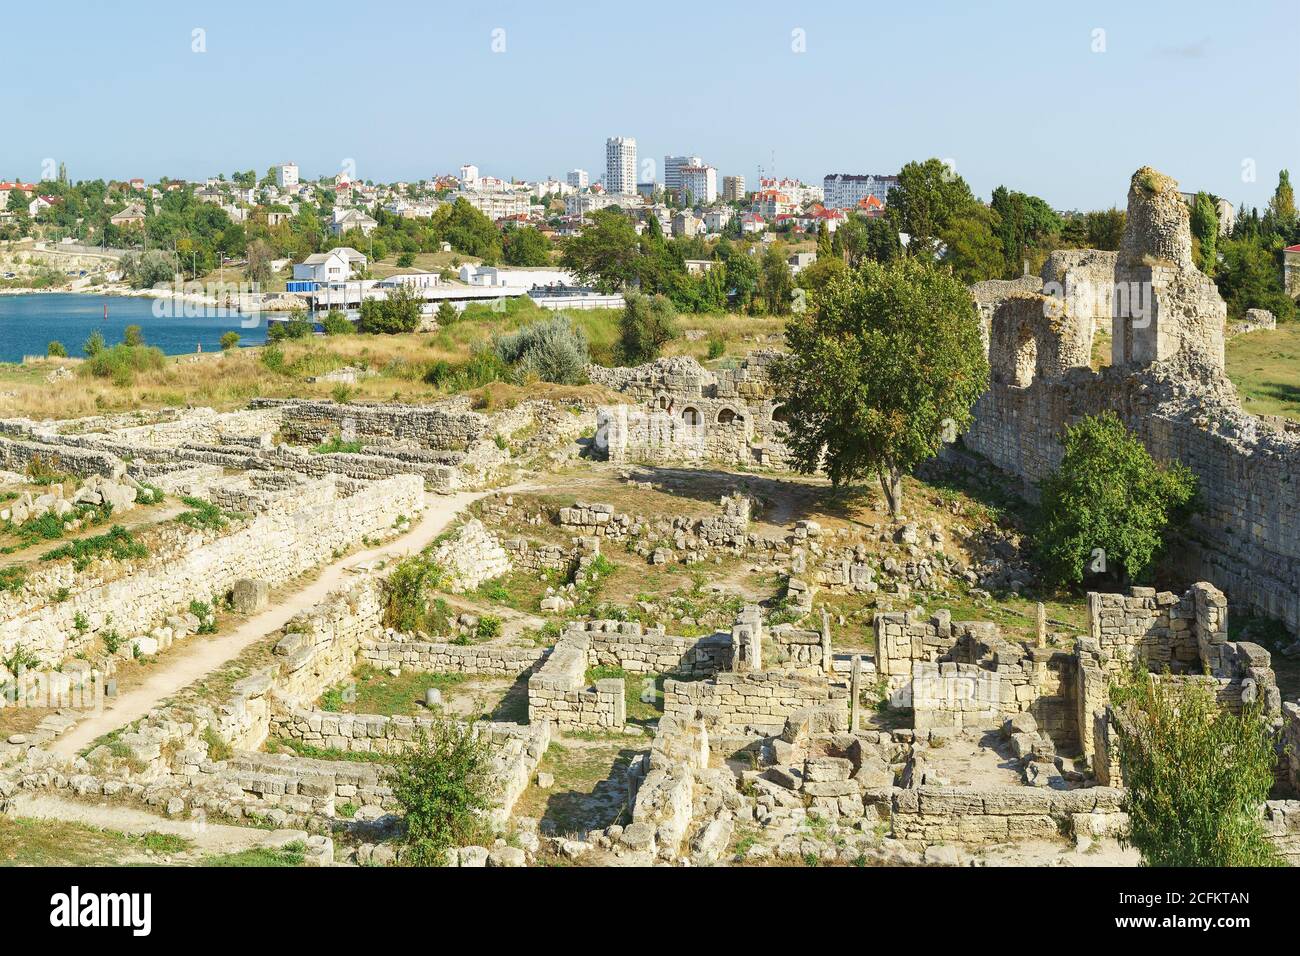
[1112,167,1226,375]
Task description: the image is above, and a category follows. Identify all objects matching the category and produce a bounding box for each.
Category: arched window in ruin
[657,395,670,410]
[682,406,702,426]
[771,404,791,424]
[1012,331,1038,387]
[716,407,738,425]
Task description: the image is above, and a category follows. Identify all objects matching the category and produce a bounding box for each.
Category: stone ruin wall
[964,167,1300,636]
[590,351,791,469]
[0,472,425,675]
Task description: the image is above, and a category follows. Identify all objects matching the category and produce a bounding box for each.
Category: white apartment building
[663,155,703,192]
[459,164,480,188]
[273,163,298,189]
[822,173,898,209]
[679,164,717,204]
[531,179,575,199]
[457,190,529,219]
[704,207,733,233]
[605,137,637,195]
[567,168,589,189]
[565,192,640,216]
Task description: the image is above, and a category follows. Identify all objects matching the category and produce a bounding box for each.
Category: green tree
[559,209,641,291]
[771,258,988,515]
[1215,235,1297,321]
[617,292,679,364]
[939,203,1006,283]
[46,341,67,358]
[123,324,144,346]
[1267,169,1296,228]
[1035,412,1197,587]
[502,225,552,266]
[220,331,240,350]
[1189,192,1219,274]
[358,283,422,334]
[1109,664,1282,867]
[267,311,314,342]
[990,186,1062,271]
[384,720,497,866]
[887,158,976,254]
[435,300,458,327]
[758,242,794,314]
[246,239,275,286]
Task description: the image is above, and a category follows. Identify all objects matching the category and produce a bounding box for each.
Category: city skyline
[3,0,1297,213]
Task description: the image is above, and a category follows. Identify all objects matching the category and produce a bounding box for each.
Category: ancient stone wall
[361,640,545,676]
[887,784,1127,845]
[662,670,844,736]
[526,636,626,731]
[571,619,732,676]
[0,473,424,675]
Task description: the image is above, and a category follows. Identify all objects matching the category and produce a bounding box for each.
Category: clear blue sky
[6,0,1297,212]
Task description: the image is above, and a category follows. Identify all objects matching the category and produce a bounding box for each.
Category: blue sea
[0,293,268,363]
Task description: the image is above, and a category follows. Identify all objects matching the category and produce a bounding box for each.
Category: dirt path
[50,489,491,758]
[5,792,304,854]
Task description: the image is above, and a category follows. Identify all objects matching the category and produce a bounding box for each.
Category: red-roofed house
[0,182,37,211]
[857,194,885,218]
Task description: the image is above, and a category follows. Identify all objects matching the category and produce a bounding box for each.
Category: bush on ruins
[1109,662,1283,867]
[1034,411,1197,588]
[384,720,498,866]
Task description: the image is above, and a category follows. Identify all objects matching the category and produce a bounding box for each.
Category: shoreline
[0,286,299,312]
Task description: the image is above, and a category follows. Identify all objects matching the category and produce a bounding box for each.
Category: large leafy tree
[990,186,1062,271]
[771,257,988,516]
[617,291,679,364]
[939,202,1006,283]
[501,224,552,266]
[886,158,976,254]
[559,209,641,291]
[1110,664,1282,867]
[1035,411,1197,587]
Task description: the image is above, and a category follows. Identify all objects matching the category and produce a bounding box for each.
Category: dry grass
[0,301,789,421]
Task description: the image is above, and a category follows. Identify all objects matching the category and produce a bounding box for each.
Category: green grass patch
[202,840,305,867]
[41,525,148,570]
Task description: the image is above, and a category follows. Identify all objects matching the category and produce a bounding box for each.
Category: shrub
[492,315,590,384]
[396,252,415,268]
[476,615,502,640]
[706,333,726,360]
[46,341,67,358]
[330,384,353,404]
[321,310,353,336]
[382,554,444,632]
[358,283,421,334]
[435,301,458,327]
[82,329,106,358]
[312,434,364,455]
[261,345,286,372]
[423,345,508,392]
[220,331,240,351]
[267,312,314,342]
[1110,663,1283,866]
[617,291,679,365]
[123,325,144,346]
[175,495,229,531]
[80,343,166,387]
[1035,411,1197,587]
[25,455,69,486]
[384,720,498,866]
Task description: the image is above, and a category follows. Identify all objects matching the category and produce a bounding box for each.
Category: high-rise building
[459,164,481,188]
[605,137,637,195]
[722,175,746,202]
[679,165,717,204]
[663,155,703,192]
[822,173,898,209]
[273,163,298,189]
[567,168,589,189]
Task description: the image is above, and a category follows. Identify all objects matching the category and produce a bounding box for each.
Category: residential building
[759,177,823,207]
[788,251,817,275]
[722,175,745,202]
[458,190,530,219]
[679,164,717,204]
[459,164,480,188]
[330,208,378,236]
[292,247,368,284]
[672,211,703,238]
[683,259,718,276]
[704,208,733,233]
[663,155,703,192]
[110,203,146,227]
[273,163,298,189]
[752,189,795,219]
[1286,245,1300,298]
[564,192,639,216]
[822,173,898,209]
[857,194,885,218]
[0,182,36,211]
[1179,191,1237,237]
[605,137,637,195]
[740,212,766,234]
[28,196,55,216]
[567,168,589,189]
